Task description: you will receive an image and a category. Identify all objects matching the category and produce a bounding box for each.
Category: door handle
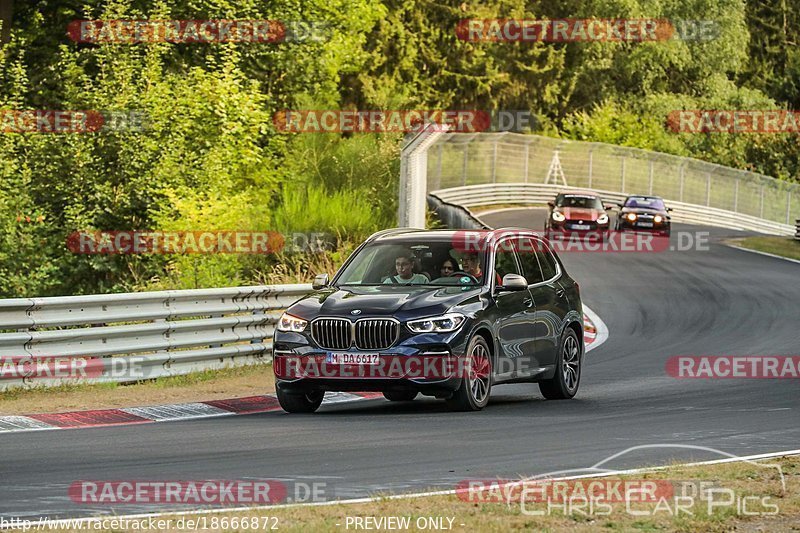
[523,297,533,308]
[555,288,565,298]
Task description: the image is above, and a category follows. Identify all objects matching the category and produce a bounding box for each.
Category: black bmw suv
[273,228,584,413]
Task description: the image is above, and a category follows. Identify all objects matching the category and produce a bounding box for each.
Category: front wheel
[446,335,493,411]
[277,388,324,413]
[539,328,582,400]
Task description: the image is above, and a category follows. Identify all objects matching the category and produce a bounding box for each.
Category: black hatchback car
[273,228,584,412]
[615,195,672,236]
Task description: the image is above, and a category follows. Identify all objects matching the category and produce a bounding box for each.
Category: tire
[277,388,324,413]
[446,335,493,411]
[383,390,418,402]
[539,328,582,400]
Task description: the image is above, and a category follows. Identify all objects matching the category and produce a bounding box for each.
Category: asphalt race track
[2,209,798,520]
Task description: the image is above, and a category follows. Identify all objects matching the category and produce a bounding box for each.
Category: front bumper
[273,328,470,393]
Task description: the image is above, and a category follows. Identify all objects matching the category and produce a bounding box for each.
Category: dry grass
[728,236,800,261]
[0,364,275,415]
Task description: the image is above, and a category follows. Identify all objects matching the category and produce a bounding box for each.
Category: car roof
[558,191,600,198]
[369,228,541,245]
[625,195,664,200]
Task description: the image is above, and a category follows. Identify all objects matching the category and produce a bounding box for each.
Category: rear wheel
[539,328,581,400]
[383,390,418,402]
[446,335,492,411]
[277,388,324,413]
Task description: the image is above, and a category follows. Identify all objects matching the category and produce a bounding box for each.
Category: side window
[517,238,545,285]
[535,241,558,281]
[493,239,521,280]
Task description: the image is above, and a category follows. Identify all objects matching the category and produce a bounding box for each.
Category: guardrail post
[648,159,654,195]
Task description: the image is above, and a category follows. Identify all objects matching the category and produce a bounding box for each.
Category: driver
[384,252,429,284]
[439,258,458,277]
[460,253,483,282]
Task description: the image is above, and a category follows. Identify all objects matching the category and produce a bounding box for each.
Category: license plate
[326,353,380,365]
[637,222,654,228]
[569,224,591,230]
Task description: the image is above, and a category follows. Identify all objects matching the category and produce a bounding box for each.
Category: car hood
[288,285,481,321]
[559,207,601,221]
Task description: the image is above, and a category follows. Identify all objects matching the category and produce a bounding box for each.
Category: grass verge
[727,235,800,261]
[40,454,799,532]
[0,363,275,415]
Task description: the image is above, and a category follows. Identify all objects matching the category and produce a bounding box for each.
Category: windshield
[335,240,487,287]
[556,195,604,210]
[624,197,666,210]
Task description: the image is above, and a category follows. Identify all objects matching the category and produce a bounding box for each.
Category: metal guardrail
[796,219,800,241]
[0,284,312,391]
[431,183,795,235]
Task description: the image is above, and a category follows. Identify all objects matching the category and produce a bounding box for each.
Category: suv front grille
[311,318,351,350]
[310,318,399,350]
[355,319,398,350]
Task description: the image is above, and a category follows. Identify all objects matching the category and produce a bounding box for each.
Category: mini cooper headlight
[407,313,466,334]
[277,313,308,332]
[597,213,609,224]
[552,211,566,222]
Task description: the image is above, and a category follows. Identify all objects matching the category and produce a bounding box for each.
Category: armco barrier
[0,284,311,391]
[430,183,794,235]
[796,219,800,240]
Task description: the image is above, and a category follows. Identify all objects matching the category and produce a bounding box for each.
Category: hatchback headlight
[407,313,466,334]
[552,211,566,222]
[597,213,609,224]
[277,313,308,332]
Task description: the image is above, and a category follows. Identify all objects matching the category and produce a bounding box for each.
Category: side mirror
[604,204,614,210]
[547,201,555,208]
[312,273,329,290]
[666,207,673,212]
[499,273,528,291]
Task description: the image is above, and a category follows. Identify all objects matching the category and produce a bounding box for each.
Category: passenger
[384,253,429,284]
[439,258,459,277]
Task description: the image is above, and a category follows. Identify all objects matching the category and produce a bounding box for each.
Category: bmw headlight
[654,215,663,223]
[407,313,466,334]
[552,211,566,222]
[597,213,609,224]
[277,313,308,332]
[625,213,637,222]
